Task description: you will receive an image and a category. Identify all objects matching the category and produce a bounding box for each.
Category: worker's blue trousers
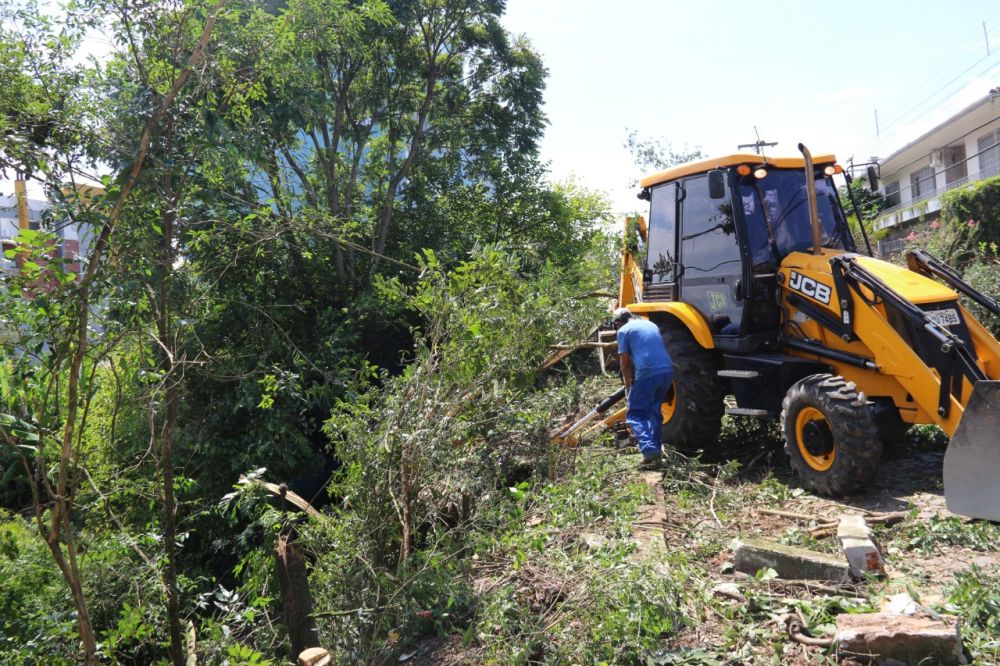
[626,371,672,456]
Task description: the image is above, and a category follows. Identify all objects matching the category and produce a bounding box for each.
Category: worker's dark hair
[611,308,633,328]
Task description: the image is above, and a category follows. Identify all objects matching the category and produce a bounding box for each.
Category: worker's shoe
[638,450,662,469]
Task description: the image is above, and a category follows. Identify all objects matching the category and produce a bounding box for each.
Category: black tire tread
[658,318,725,450]
[780,373,882,496]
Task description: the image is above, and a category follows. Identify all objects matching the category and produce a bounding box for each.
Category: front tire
[658,318,725,451]
[781,374,881,496]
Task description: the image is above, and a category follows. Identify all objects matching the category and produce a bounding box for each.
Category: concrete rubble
[834,612,966,665]
[837,514,885,578]
[733,537,850,581]
[298,647,331,666]
[879,591,921,615]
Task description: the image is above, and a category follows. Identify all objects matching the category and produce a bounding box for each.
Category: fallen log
[759,508,832,523]
[809,511,908,538]
[239,475,321,519]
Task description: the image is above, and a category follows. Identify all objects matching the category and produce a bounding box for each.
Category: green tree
[2,0,617,661]
[624,128,705,186]
[838,176,885,226]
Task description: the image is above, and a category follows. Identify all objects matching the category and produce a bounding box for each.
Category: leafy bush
[940,174,1000,248]
[903,200,1000,335]
[0,513,79,665]
[943,565,1000,662]
[301,245,608,660]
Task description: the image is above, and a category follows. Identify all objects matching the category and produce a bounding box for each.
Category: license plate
[925,308,960,327]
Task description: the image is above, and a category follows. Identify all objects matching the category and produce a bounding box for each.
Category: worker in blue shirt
[612,308,674,464]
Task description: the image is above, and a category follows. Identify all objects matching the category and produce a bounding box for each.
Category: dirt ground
[726,443,999,595]
[398,433,998,665]
[649,437,1000,663]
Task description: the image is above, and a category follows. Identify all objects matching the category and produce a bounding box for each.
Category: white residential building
[874,88,1000,234]
[0,191,91,277]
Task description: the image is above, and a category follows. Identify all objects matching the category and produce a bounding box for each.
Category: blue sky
[503,0,1000,215]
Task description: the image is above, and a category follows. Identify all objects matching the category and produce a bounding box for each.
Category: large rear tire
[781,374,881,496]
[658,318,725,451]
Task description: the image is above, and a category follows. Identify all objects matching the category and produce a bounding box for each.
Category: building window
[910,166,935,200]
[884,181,900,208]
[978,131,999,179]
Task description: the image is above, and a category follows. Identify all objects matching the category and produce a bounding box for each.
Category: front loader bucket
[943,380,1000,521]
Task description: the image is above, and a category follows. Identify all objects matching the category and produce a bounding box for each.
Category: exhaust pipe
[798,143,823,256]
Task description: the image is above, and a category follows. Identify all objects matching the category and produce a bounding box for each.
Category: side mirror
[707,169,726,199]
[866,165,879,191]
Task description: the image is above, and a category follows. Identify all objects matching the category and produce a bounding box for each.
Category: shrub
[303,245,608,660]
[940,174,1000,248]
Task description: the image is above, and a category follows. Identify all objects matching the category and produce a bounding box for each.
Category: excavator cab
[641,155,856,350]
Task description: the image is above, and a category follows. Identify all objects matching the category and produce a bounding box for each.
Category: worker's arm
[619,352,634,393]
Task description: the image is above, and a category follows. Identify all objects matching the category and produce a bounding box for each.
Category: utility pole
[14,172,29,231]
[14,172,29,272]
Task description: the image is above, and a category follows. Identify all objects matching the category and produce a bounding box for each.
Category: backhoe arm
[825,256,1000,521]
[828,256,995,436]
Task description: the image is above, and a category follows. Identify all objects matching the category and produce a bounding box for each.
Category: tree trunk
[42,504,100,664]
[275,530,320,657]
[158,173,186,666]
[161,375,185,666]
[368,69,437,279]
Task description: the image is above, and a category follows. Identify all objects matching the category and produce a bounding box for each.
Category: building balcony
[874,168,993,231]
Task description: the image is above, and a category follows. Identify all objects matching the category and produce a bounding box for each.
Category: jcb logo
[789,271,832,305]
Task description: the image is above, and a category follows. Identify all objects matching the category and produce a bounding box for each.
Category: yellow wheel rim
[661,383,677,424]
[795,406,835,471]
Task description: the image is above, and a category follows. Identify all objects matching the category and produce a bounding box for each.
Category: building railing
[875,168,996,229]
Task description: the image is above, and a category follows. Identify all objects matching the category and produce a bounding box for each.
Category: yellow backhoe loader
[556,144,1000,522]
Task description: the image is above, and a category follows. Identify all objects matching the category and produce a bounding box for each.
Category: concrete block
[835,613,966,665]
[837,515,885,578]
[733,538,850,581]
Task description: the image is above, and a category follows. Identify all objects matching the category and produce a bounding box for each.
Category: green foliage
[838,177,884,250]
[942,565,1000,662]
[1,0,619,662]
[901,206,1000,334]
[305,247,608,659]
[224,643,274,666]
[0,512,79,665]
[625,128,704,188]
[838,177,885,222]
[898,514,1000,554]
[624,215,643,255]
[940,174,1000,247]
